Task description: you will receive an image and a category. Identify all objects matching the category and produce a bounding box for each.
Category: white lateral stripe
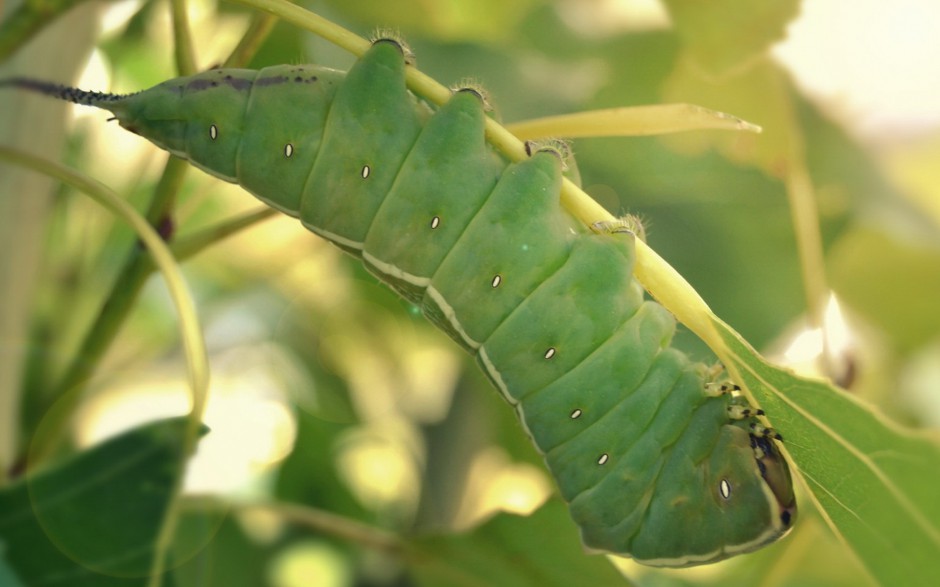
[629,474,788,567]
[302,224,364,250]
[479,347,540,453]
[424,286,480,350]
[362,251,431,287]
[168,151,239,183]
[478,347,514,405]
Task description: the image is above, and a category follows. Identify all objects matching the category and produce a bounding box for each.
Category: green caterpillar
[1,38,796,567]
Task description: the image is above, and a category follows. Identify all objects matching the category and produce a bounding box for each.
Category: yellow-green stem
[171,0,198,76]
[223,0,718,350]
[224,11,278,68]
[787,151,830,349]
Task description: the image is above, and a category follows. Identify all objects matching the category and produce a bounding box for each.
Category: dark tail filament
[0,78,125,106]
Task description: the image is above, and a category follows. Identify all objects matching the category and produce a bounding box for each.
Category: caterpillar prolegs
[1,39,796,567]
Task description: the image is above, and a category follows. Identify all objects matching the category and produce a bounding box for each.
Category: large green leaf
[0,417,203,586]
[715,319,940,586]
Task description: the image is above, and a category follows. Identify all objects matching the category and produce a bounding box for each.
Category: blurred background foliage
[1,0,939,585]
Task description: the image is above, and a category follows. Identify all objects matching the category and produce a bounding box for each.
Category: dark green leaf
[0,417,203,586]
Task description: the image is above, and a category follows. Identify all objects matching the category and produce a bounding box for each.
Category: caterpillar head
[618,416,797,567]
[702,422,797,559]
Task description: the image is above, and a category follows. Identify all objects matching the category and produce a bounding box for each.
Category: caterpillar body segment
[2,40,796,567]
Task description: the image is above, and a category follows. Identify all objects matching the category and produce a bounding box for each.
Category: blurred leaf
[829,226,940,352]
[0,417,202,586]
[409,499,630,586]
[0,0,99,61]
[715,319,940,587]
[661,0,801,74]
[275,409,366,519]
[170,513,275,587]
[0,0,101,479]
[0,558,27,587]
[315,0,545,43]
[884,136,940,229]
[661,57,798,178]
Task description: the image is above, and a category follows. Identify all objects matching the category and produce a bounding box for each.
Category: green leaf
[0,558,27,587]
[409,499,630,586]
[715,319,940,587]
[0,417,204,586]
[661,0,801,74]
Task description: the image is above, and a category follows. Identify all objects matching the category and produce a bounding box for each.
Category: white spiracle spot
[209,124,218,140]
[719,479,732,500]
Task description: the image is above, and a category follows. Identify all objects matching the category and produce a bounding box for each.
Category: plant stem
[224,11,278,68]
[182,496,403,552]
[26,157,189,466]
